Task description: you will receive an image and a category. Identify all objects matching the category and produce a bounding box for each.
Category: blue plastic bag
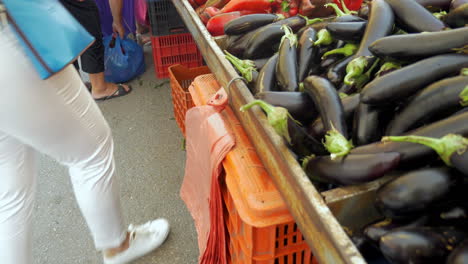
[104,35,145,83]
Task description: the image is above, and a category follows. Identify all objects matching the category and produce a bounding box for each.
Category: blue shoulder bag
[2,0,95,79]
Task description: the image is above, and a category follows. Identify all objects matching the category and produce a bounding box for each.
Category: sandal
[103,218,170,264]
[95,84,132,101]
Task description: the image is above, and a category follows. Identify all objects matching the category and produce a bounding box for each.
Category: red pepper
[206,12,242,36]
[197,6,222,24]
[333,0,363,11]
[195,0,208,5]
[220,0,272,14]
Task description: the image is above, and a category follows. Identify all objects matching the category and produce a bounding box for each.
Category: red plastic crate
[189,74,315,264]
[168,65,211,135]
[151,34,203,78]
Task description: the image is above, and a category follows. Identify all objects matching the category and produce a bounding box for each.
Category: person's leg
[60,0,131,100]
[0,134,37,264]
[0,25,169,263]
[0,24,127,252]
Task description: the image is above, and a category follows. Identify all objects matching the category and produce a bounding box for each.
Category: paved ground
[32,45,199,264]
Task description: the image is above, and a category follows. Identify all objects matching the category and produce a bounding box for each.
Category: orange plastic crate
[189,74,315,264]
[168,65,211,135]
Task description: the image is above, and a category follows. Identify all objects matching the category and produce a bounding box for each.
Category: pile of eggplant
[222,0,468,262]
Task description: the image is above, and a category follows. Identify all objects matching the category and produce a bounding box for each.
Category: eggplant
[252,57,270,70]
[369,27,468,60]
[414,0,452,8]
[303,76,353,157]
[297,28,318,82]
[363,216,429,245]
[380,227,465,264]
[320,54,342,69]
[337,83,357,94]
[386,75,468,135]
[361,54,468,105]
[252,53,279,95]
[383,134,468,176]
[326,21,367,42]
[447,239,468,264]
[276,26,298,92]
[327,56,354,86]
[307,93,360,138]
[444,3,468,28]
[224,14,281,35]
[255,91,317,122]
[224,51,258,83]
[302,152,400,185]
[239,100,326,157]
[225,33,253,56]
[375,61,402,77]
[271,16,323,33]
[351,112,468,165]
[243,24,285,59]
[451,0,468,10]
[353,102,382,146]
[376,168,457,218]
[326,3,367,23]
[385,0,447,32]
[343,0,394,85]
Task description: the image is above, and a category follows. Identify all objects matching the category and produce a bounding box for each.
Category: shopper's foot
[103,218,170,264]
[93,83,132,101]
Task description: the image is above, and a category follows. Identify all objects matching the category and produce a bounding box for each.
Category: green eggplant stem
[276,14,285,20]
[339,92,349,98]
[323,124,354,159]
[322,43,358,59]
[355,58,380,91]
[324,3,347,16]
[344,56,372,85]
[382,134,468,166]
[240,100,292,144]
[224,50,256,82]
[433,11,447,20]
[314,29,333,46]
[376,61,402,76]
[340,0,357,15]
[299,15,323,26]
[461,68,468,76]
[281,25,298,47]
[453,45,468,54]
[460,86,468,106]
[299,82,305,92]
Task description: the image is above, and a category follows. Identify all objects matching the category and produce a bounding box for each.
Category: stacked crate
[148,0,203,78]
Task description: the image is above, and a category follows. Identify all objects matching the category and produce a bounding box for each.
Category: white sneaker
[103,218,170,264]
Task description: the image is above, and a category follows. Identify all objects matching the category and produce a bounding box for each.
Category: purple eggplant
[351,112,468,165]
[326,21,367,42]
[298,27,318,82]
[276,26,298,92]
[252,53,279,95]
[327,56,354,86]
[303,76,353,158]
[385,0,447,32]
[363,216,429,245]
[380,227,466,264]
[344,0,394,85]
[383,134,468,176]
[386,75,468,135]
[224,14,282,35]
[376,167,458,218]
[307,93,360,138]
[361,54,468,105]
[302,152,400,185]
[414,0,452,8]
[444,3,468,28]
[369,27,468,60]
[451,0,468,10]
[243,24,285,59]
[255,91,317,122]
[239,100,326,157]
[353,102,382,146]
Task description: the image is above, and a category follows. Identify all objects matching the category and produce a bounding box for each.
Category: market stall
[164,0,468,263]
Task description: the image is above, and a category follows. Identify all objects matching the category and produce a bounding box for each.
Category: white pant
[0,26,126,264]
